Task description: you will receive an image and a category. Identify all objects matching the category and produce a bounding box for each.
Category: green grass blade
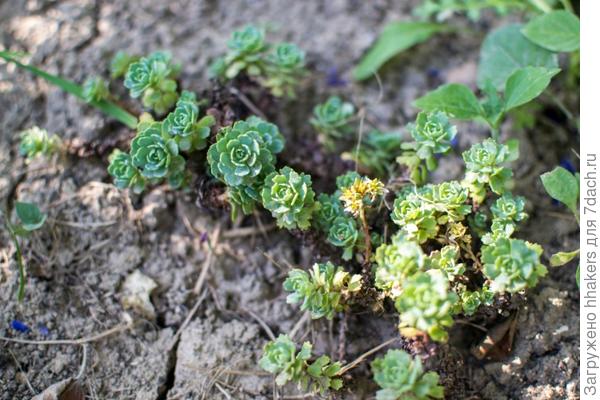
[0,51,138,129]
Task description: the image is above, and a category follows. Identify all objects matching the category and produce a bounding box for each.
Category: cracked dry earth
[0,0,579,399]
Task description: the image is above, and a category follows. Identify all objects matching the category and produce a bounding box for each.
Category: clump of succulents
[371,349,444,400]
[456,285,494,316]
[462,138,514,203]
[211,25,307,98]
[82,76,109,103]
[284,262,362,319]
[19,127,63,160]
[124,51,181,114]
[259,335,343,393]
[310,96,356,149]
[481,238,547,293]
[394,270,458,342]
[398,111,457,184]
[261,166,319,230]
[482,193,528,244]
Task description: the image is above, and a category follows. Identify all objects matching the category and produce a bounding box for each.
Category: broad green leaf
[413,83,483,120]
[477,24,559,90]
[15,201,46,231]
[550,249,580,267]
[353,22,448,81]
[522,10,580,52]
[540,166,579,215]
[504,67,561,111]
[0,51,138,129]
[505,138,520,162]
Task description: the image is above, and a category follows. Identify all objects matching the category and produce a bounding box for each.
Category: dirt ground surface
[0,1,580,399]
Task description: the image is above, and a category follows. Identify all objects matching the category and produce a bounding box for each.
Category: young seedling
[2,202,47,301]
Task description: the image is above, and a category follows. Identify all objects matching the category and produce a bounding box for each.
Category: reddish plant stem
[359,208,371,265]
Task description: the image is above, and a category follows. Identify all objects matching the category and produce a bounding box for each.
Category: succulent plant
[462,138,513,203]
[404,111,457,169]
[107,149,146,193]
[263,43,307,97]
[374,234,425,296]
[259,335,343,393]
[391,196,438,244]
[371,349,444,400]
[245,115,285,155]
[207,119,276,187]
[283,262,362,319]
[429,181,471,223]
[162,91,214,152]
[481,238,547,293]
[110,51,139,79]
[394,270,458,342]
[327,216,360,260]
[211,25,268,79]
[130,121,185,181]
[19,127,62,159]
[82,76,109,103]
[490,193,527,223]
[426,244,465,282]
[124,51,180,114]
[261,166,318,230]
[314,193,344,233]
[310,96,355,149]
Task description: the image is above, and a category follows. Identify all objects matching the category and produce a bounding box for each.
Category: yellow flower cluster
[340,177,385,216]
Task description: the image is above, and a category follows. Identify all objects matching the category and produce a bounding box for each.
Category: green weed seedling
[2,202,46,301]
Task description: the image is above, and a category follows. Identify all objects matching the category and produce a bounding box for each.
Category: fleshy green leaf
[413,84,483,120]
[0,51,138,129]
[522,10,580,52]
[550,249,580,267]
[504,67,561,111]
[353,22,448,81]
[15,201,46,231]
[540,166,579,215]
[477,24,559,90]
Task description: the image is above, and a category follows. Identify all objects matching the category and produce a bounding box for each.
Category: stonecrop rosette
[207,120,276,188]
[261,166,318,230]
[374,234,425,296]
[394,269,458,342]
[107,149,146,194]
[481,238,547,293]
[406,111,457,169]
[462,138,513,202]
[162,91,214,152]
[371,349,444,400]
[130,122,185,181]
[124,51,180,114]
